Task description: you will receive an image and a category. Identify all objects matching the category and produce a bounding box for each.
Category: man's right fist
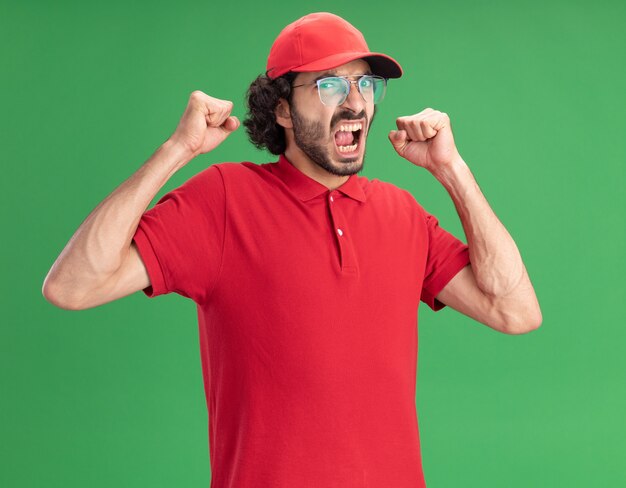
[169,90,240,158]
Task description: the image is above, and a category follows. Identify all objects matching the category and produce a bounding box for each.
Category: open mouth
[333,122,364,156]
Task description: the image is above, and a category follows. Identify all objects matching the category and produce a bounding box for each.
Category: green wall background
[2,0,624,486]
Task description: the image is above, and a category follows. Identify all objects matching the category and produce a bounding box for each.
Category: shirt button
[337,228,343,236]
[330,195,334,202]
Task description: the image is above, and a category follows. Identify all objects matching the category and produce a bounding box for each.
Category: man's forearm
[435,157,522,295]
[43,139,193,305]
[433,157,542,325]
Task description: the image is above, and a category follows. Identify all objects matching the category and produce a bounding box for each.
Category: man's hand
[168,90,240,160]
[388,108,462,175]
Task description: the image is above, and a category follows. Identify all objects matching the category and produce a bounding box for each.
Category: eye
[319,79,340,90]
[359,77,373,88]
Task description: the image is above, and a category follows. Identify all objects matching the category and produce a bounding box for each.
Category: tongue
[335,130,355,146]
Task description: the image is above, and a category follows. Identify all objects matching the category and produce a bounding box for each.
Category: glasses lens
[360,75,386,104]
[317,77,349,106]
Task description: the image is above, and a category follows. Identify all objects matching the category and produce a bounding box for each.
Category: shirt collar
[273,153,366,203]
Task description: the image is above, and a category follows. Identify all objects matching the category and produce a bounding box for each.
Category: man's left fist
[388,108,462,174]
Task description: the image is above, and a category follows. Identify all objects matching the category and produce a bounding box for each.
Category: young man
[43,12,542,488]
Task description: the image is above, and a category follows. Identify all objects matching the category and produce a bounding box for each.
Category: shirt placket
[327,190,358,275]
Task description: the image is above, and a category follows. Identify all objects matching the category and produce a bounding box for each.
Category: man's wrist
[162,138,196,168]
[433,156,471,191]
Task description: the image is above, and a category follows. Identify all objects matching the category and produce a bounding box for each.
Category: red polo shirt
[132,153,470,488]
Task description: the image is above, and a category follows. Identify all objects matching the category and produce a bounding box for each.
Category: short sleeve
[131,164,225,304]
[419,208,471,312]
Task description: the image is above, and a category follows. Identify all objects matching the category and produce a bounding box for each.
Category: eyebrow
[311,70,374,82]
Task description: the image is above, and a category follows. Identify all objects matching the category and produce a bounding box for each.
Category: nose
[340,80,367,112]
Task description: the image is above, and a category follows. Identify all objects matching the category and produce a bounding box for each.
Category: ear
[274,98,293,129]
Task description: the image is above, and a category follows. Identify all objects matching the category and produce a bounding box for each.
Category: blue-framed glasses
[292,74,387,107]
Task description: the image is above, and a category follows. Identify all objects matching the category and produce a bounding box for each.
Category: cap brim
[293,51,403,79]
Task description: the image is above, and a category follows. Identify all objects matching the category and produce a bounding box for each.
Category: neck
[283,145,350,191]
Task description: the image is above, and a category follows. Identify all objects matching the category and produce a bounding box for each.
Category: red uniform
[132,153,470,487]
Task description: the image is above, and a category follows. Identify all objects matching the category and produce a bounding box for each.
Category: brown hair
[243,71,298,155]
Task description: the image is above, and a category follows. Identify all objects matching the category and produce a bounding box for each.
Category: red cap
[266,12,403,80]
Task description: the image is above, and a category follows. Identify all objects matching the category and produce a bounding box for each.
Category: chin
[336,149,365,167]
[333,159,364,176]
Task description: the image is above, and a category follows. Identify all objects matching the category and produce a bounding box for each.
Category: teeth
[337,143,358,152]
[337,122,362,133]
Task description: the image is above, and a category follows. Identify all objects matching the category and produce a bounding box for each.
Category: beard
[289,102,376,177]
